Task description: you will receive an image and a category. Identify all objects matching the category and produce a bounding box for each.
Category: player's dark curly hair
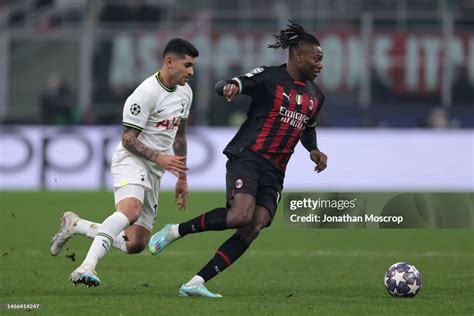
[163,38,199,58]
[268,20,320,50]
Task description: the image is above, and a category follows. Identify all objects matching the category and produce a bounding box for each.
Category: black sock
[196,234,250,282]
[178,207,228,237]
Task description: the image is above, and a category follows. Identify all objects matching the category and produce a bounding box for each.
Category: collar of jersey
[155,71,177,92]
[281,63,307,87]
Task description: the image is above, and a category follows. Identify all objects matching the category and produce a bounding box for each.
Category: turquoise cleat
[148,224,177,256]
[179,284,223,298]
[69,267,101,288]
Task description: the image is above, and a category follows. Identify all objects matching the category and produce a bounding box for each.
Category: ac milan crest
[235,179,243,188]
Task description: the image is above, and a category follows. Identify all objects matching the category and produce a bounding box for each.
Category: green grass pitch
[0,191,473,315]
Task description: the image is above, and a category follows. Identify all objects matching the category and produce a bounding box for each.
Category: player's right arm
[121,127,187,175]
[214,66,267,101]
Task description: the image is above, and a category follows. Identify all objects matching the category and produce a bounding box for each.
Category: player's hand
[223,83,239,102]
[310,149,327,173]
[175,178,188,210]
[155,154,188,175]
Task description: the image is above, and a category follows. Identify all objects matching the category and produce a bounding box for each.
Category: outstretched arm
[172,119,188,210]
[301,127,327,173]
[214,67,266,101]
[121,126,187,175]
[215,80,239,102]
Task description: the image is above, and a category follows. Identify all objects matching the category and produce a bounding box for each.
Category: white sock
[74,218,100,239]
[185,275,205,286]
[74,218,128,253]
[112,231,129,253]
[81,212,130,270]
[170,224,181,239]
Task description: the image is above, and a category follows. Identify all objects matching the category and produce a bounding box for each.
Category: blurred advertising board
[1,126,472,191]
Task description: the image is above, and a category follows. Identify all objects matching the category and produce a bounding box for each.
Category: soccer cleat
[50,211,80,256]
[148,224,177,255]
[69,266,101,288]
[178,284,223,298]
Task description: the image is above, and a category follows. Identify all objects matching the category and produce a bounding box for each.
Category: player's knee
[123,210,141,224]
[227,193,256,227]
[126,240,147,254]
[118,201,142,224]
[239,228,259,242]
[245,211,271,241]
[255,215,271,231]
[251,223,266,238]
[251,221,267,239]
[228,206,254,227]
[237,212,254,227]
[237,223,263,243]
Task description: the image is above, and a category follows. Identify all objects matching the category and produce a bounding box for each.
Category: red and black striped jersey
[223,64,325,173]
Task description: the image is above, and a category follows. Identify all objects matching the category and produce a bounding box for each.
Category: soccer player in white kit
[49,38,199,287]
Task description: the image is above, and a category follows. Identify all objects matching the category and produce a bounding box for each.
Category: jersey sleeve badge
[130,103,141,115]
[243,67,265,78]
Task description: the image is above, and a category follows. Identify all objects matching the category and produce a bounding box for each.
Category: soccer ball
[384,262,422,297]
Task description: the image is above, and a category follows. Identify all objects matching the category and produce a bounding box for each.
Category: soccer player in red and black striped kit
[148,21,328,298]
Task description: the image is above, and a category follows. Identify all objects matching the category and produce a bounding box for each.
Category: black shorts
[225,149,284,223]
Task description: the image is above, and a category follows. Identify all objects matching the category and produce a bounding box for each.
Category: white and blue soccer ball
[384,262,422,297]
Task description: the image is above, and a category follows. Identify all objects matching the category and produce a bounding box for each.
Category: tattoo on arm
[122,126,160,162]
[173,119,187,175]
[173,118,187,157]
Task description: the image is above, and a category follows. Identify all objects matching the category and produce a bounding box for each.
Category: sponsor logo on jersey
[155,116,181,130]
[277,88,313,129]
[279,106,309,129]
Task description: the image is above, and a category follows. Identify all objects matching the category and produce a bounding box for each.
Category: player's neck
[286,63,304,82]
[158,70,177,89]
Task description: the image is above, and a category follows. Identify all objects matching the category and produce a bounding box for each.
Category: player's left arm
[301,127,327,173]
[173,118,188,210]
[302,86,327,173]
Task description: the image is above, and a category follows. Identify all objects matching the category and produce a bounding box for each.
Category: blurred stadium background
[1,0,474,126]
[0,0,472,191]
[0,1,473,314]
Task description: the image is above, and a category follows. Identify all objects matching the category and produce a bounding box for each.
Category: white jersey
[113,72,192,178]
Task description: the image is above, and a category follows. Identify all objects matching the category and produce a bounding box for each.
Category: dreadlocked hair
[268,20,320,50]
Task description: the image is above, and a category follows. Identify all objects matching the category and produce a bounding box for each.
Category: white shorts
[111,153,161,231]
